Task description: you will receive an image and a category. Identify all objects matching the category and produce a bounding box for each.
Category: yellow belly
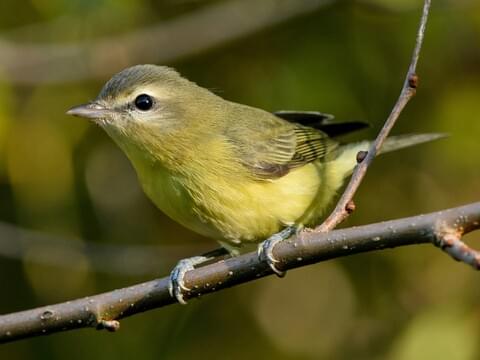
[127,136,364,248]
[138,159,344,247]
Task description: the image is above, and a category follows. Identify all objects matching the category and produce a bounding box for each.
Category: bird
[67,64,444,303]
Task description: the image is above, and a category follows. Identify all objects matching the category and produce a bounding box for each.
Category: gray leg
[169,247,229,304]
[257,226,297,277]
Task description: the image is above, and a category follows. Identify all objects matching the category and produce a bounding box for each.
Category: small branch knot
[436,232,458,249]
[345,200,356,214]
[356,151,368,164]
[39,310,54,321]
[97,320,120,332]
[408,74,419,89]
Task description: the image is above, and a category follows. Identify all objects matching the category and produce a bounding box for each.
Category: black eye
[134,94,153,111]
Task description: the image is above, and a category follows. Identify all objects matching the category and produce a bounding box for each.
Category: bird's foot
[169,247,229,305]
[169,256,210,305]
[257,226,298,277]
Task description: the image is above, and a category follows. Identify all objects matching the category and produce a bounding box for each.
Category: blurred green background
[0,0,479,359]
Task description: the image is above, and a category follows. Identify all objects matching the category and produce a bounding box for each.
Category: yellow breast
[138,159,328,245]
[127,135,359,247]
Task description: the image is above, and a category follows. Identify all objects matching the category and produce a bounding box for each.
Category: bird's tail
[378,133,447,155]
[328,133,447,179]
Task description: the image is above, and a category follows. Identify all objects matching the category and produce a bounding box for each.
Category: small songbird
[68,64,443,303]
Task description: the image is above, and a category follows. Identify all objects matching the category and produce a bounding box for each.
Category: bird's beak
[66,102,114,119]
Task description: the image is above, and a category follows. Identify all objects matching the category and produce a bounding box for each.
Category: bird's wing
[229,112,338,179]
[274,110,369,137]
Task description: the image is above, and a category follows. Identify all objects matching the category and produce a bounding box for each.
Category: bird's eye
[134,94,154,111]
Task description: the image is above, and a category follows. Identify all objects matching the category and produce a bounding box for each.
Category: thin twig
[315,0,432,232]
[0,202,478,344]
[434,229,480,269]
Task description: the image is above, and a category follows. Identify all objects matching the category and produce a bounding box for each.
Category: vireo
[68,64,443,303]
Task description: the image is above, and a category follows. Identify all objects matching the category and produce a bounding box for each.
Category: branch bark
[0,202,479,344]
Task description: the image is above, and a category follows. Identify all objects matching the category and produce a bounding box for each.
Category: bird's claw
[258,235,286,277]
[258,226,297,278]
[169,256,207,305]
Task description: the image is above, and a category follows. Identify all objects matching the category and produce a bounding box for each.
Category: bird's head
[67,64,221,163]
[68,64,201,131]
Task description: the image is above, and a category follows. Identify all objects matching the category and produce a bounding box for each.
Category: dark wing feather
[274,110,369,137]
[274,110,334,125]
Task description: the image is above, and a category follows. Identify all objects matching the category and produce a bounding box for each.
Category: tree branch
[0,202,479,344]
[0,0,333,84]
[0,221,206,276]
[315,0,431,232]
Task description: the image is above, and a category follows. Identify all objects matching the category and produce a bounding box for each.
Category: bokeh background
[0,0,479,359]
